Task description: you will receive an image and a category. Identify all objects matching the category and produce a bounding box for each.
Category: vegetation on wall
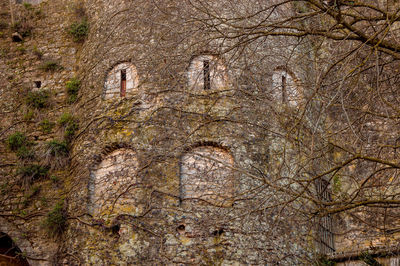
[25,89,50,108]
[67,20,88,42]
[66,78,80,103]
[39,60,62,72]
[58,113,78,142]
[17,164,49,186]
[39,119,55,134]
[43,201,67,238]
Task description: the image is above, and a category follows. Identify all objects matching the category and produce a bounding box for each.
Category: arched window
[89,149,142,218]
[104,62,139,100]
[180,146,235,206]
[187,55,228,91]
[0,232,29,266]
[272,68,301,107]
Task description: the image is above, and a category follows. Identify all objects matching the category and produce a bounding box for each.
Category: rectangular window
[203,60,211,90]
[315,178,335,254]
[120,69,126,97]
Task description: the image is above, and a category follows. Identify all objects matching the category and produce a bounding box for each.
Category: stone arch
[104,62,139,100]
[180,144,235,206]
[271,66,302,107]
[187,55,228,91]
[89,148,144,219]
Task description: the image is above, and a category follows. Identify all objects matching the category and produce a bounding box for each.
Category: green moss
[40,119,55,133]
[68,20,89,42]
[7,132,27,151]
[44,201,67,238]
[26,90,50,108]
[66,78,80,103]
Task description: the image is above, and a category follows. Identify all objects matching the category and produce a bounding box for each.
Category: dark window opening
[120,69,126,97]
[0,232,30,266]
[212,228,224,236]
[281,75,287,103]
[16,0,22,3]
[34,81,41,89]
[203,60,211,90]
[111,224,121,235]
[177,224,186,234]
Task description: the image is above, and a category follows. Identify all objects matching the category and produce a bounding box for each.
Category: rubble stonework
[1,0,400,265]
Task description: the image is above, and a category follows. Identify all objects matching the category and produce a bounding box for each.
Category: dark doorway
[0,232,29,266]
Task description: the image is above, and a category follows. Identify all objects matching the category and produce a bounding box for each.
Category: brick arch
[271,66,302,107]
[180,145,235,206]
[103,62,139,100]
[89,148,144,219]
[187,55,229,91]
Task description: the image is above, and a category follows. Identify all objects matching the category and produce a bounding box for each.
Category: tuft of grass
[39,119,55,133]
[39,60,62,72]
[23,110,34,121]
[66,78,80,103]
[44,201,67,238]
[67,20,88,42]
[46,140,69,157]
[16,146,34,160]
[58,113,78,141]
[17,164,49,186]
[58,113,74,126]
[26,89,49,108]
[7,132,27,151]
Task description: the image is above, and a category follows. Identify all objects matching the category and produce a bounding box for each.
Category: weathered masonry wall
[1,0,400,265]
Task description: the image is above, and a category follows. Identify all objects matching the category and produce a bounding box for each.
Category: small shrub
[39,60,62,72]
[26,90,49,108]
[44,201,67,238]
[58,113,78,141]
[66,78,80,103]
[16,146,34,160]
[58,113,74,126]
[46,140,69,157]
[40,119,55,133]
[7,132,27,151]
[67,20,88,42]
[17,164,49,185]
